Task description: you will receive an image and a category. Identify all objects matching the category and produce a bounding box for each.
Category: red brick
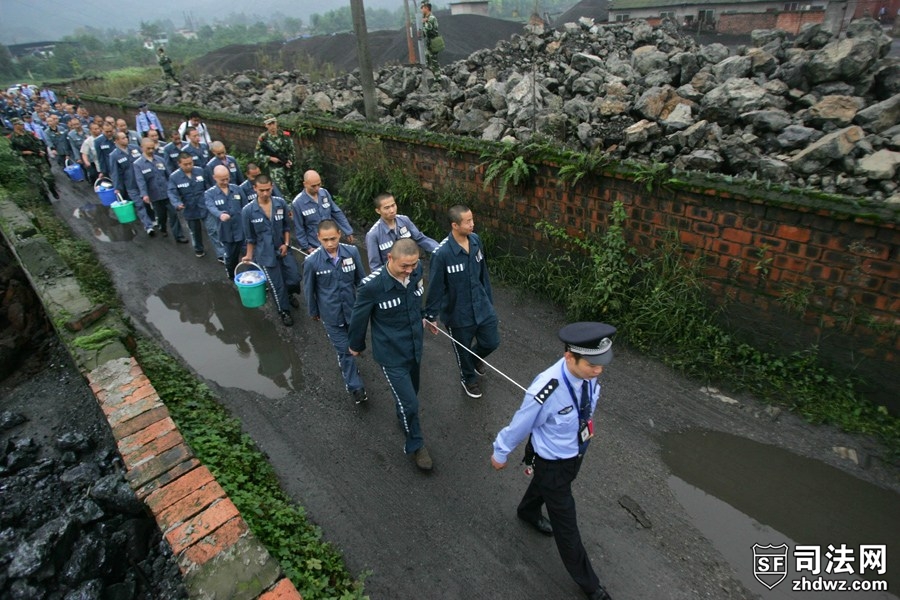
[119,374,151,393]
[145,466,216,514]
[113,405,171,439]
[125,443,195,489]
[257,578,303,600]
[134,458,201,500]
[157,479,226,530]
[776,224,811,243]
[117,417,177,456]
[108,396,163,428]
[165,498,240,555]
[178,516,249,569]
[122,429,185,469]
[721,228,752,244]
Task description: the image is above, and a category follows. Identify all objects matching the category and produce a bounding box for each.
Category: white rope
[424,320,527,393]
[289,245,309,257]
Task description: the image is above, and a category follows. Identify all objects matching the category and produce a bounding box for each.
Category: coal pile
[0,246,187,600]
[135,17,900,202]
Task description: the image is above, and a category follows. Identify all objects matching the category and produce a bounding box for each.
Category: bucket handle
[94,176,113,188]
[234,261,264,276]
[65,157,76,168]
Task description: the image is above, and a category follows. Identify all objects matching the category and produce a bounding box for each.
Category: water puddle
[662,430,899,599]
[145,281,303,398]
[73,202,136,242]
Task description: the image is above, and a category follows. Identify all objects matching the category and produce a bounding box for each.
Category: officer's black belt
[535,454,579,464]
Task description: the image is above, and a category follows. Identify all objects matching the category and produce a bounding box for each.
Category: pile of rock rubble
[136,17,900,201]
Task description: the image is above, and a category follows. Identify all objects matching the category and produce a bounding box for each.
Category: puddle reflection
[146,281,303,397]
[73,202,137,242]
[662,430,899,599]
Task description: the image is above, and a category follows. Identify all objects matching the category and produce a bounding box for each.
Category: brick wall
[84,100,900,412]
[716,11,825,35]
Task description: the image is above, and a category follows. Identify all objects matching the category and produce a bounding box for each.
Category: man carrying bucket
[205,165,247,281]
[240,174,300,327]
[110,131,156,236]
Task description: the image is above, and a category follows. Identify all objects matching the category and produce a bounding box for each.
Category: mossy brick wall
[84,100,900,411]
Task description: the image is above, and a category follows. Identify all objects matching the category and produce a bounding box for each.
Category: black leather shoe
[586,584,612,600]
[289,295,300,309]
[280,312,294,326]
[518,513,553,536]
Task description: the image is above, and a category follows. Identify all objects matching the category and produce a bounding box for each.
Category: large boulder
[804,37,883,84]
[804,95,865,129]
[857,149,900,180]
[631,45,670,76]
[786,126,864,174]
[700,78,775,123]
[854,93,900,133]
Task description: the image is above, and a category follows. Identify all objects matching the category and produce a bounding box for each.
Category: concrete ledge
[0,196,303,600]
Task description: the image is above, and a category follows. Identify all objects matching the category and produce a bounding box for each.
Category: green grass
[77,67,160,98]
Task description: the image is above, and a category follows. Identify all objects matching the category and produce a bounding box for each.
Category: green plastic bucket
[234,262,267,308]
[111,199,137,224]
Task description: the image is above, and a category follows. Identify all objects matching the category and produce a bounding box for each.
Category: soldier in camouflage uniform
[157,47,179,86]
[420,2,441,76]
[254,114,297,198]
[9,118,59,200]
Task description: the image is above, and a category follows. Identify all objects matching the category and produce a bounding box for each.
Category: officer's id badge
[579,419,594,443]
[476,249,484,262]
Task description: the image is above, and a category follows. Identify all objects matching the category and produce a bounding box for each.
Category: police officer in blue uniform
[241,174,300,327]
[304,219,367,404]
[291,170,353,253]
[168,153,214,257]
[365,192,438,272]
[134,138,186,242]
[491,322,616,600]
[135,102,164,139]
[348,238,433,471]
[424,204,499,399]
[205,164,247,280]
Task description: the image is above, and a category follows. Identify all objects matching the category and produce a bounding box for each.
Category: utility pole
[350,0,377,122]
[403,0,416,64]
[413,0,426,66]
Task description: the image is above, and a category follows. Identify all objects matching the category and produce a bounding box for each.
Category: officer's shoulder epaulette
[432,236,450,254]
[360,267,383,285]
[533,378,559,405]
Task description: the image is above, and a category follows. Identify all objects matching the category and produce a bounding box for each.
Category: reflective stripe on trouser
[447,317,500,385]
[322,321,364,392]
[517,456,600,594]
[380,361,423,454]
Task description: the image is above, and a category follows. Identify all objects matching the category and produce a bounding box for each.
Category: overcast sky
[1,0,408,44]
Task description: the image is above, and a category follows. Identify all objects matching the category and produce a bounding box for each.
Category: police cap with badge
[559,321,616,365]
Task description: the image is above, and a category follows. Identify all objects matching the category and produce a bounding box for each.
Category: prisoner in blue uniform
[365,192,438,272]
[205,142,244,185]
[290,170,353,252]
[491,322,616,600]
[180,127,210,168]
[240,164,283,205]
[304,220,367,403]
[161,130,184,175]
[134,138,184,241]
[94,124,116,178]
[424,205,499,399]
[241,175,300,326]
[348,238,433,471]
[205,165,247,280]
[109,132,156,235]
[168,154,218,257]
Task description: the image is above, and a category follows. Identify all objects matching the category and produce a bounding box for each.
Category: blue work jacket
[109,144,142,200]
[205,155,244,186]
[365,215,438,272]
[241,197,290,268]
[204,184,246,243]
[424,232,495,327]
[303,243,364,326]
[180,142,210,168]
[167,167,209,220]
[132,154,169,201]
[348,264,425,367]
[290,188,352,250]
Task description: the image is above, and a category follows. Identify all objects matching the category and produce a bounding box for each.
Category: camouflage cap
[11,117,23,125]
[263,113,277,124]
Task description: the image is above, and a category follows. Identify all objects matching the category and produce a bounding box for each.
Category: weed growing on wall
[488,201,900,455]
[136,339,367,600]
